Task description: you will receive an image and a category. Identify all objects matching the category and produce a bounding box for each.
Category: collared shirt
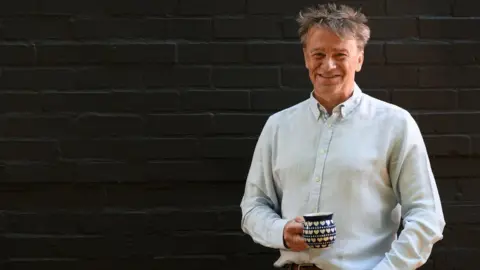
[240,83,445,270]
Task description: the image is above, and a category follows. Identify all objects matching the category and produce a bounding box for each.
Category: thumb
[294,216,305,223]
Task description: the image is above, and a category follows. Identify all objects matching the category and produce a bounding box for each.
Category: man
[240,3,445,270]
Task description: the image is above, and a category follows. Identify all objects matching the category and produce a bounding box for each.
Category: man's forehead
[305,28,357,49]
[306,41,357,53]
[309,46,350,52]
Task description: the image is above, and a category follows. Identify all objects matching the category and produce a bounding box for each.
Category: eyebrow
[310,48,349,53]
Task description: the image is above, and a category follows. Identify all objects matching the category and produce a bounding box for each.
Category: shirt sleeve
[373,110,446,270]
[240,115,289,250]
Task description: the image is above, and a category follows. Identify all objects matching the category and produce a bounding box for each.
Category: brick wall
[0,0,479,269]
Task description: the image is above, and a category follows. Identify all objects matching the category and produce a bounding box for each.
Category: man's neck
[313,86,354,114]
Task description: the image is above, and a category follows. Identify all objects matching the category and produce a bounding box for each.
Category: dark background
[0,0,478,269]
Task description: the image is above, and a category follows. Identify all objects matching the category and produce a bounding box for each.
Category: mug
[302,212,336,248]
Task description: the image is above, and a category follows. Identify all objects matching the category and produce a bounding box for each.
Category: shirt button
[320,149,326,154]
[316,177,321,182]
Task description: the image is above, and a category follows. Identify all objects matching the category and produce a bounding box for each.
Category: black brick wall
[0,0,478,269]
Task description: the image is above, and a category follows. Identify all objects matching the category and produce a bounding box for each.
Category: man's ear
[356,50,364,72]
[303,47,309,69]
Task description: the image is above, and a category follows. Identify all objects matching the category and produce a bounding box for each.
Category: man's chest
[272,118,394,190]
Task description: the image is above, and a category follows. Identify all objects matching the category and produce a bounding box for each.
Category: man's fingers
[286,221,304,234]
[289,234,309,251]
[293,223,304,234]
[300,238,309,248]
[294,234,306,244]
[293,216,305,233]
[283,217,309,251]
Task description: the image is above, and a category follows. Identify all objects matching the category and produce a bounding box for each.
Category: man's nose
[322,57,336,70]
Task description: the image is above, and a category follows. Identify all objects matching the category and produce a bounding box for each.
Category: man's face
[303,26,364,95]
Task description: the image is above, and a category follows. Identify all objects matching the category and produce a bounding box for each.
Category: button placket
[310,114,337,214]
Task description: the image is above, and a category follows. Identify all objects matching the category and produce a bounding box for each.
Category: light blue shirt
[240,83,445,270]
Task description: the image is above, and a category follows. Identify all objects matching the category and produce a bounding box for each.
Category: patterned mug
[303,212,336,249]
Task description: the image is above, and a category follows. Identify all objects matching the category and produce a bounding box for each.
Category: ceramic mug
[302,212,336,248]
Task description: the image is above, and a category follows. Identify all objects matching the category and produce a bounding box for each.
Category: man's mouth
[319,74,340,78]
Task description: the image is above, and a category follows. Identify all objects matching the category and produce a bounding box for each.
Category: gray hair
[296,3,371,49]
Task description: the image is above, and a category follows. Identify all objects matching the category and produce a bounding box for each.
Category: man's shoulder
[266,98,310,126]
[362,93,418,134]
[363,93,412,120]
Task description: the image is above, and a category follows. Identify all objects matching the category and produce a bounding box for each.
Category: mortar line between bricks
[416,66,420,87]
[382,42,387,64]
[416,16,421,39]
[7,258,79,262]
[1,233,103,238]
[451,0,457,16]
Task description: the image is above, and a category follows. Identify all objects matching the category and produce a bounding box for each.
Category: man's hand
[283,216,309,251]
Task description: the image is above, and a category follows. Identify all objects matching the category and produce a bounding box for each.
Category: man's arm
[240,116,289,249]
[373,111,446,270]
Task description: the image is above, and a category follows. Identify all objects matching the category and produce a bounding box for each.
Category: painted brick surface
[0,1,479,269]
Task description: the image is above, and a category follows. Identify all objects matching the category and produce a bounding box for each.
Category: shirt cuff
[372,257,394,270]
[271,218,290,249]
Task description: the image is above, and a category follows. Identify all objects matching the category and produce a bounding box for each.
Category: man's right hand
[283,216,309,251]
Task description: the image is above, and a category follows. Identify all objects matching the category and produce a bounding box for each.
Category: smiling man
[240,3,445,270]
[302,15,364,114]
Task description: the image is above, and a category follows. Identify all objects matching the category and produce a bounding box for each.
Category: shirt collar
[308,82,363,120]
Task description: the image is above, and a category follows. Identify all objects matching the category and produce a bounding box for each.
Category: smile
[319,75,340,78]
